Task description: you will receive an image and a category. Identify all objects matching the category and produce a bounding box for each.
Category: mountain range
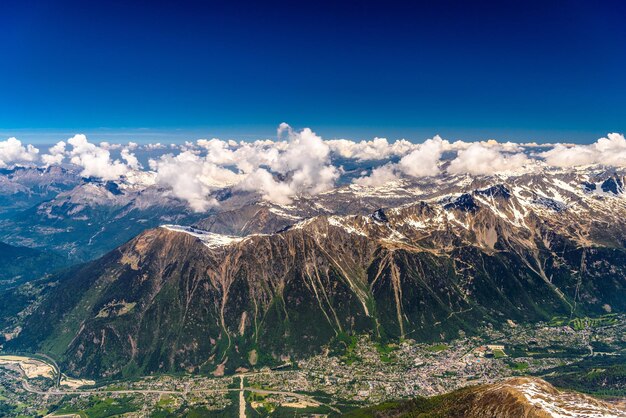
[5,168,626,379]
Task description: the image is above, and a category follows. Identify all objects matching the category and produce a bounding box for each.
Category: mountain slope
[9,174,626,378]
[344,377,625,417]
[0,242,66,289]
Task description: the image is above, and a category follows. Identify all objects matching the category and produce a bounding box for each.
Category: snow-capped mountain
[194,166,626,242]
[8,167,626,378]
[2,163,624,262]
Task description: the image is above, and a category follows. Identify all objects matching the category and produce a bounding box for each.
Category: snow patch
[327,216,368,236]
[518,381,623,418]
[161,224,245,249]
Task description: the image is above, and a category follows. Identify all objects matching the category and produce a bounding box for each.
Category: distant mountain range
[0,166,203,261]
[5,168,626,379]
[0,166,81,213]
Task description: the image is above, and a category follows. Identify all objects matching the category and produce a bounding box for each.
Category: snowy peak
[442,193,479,212]
[475,184,511,199]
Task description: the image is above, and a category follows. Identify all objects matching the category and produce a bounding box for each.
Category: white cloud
[149,151,243,211]
[41,141,67,166]
[231,143,280,173]
[236,168,294,205]
[353,164,400,187]
[539,133,626,167]
[142,142,166,150]
[267,125,339,197]
[351,135,448,185]
[448,142,531,175]
[67,134,136,180]
[197,138,236,165]
[150,126,340,207]
[196,138,280,173]
[99,142,123,150]
[328,137,416,160]
[7,127,626,211]
[0,138,39,168]
[539,144,595,167]
[397,135,447,177]
[121,148,141,170]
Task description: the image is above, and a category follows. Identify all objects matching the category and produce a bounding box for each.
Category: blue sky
[1,0,625,143]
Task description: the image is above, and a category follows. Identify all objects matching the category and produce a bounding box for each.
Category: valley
[1,315,624,416]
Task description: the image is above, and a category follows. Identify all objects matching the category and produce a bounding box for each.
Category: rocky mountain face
[8,169,626,379]
[345,377,626,417]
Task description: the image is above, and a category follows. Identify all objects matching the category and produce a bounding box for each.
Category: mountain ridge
[7,172,626,378]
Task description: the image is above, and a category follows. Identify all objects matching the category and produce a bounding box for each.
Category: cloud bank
[447,142,532,176]
[539,133,626,168]
[148,151,242,211]
[2,127,625,210]
[0,138,39,168]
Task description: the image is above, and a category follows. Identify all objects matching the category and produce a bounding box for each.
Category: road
[3,353,342,416]
[17,371,341,416]
[239,375,246,418]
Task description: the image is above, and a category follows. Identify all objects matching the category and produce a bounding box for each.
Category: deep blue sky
[1,0,625,143]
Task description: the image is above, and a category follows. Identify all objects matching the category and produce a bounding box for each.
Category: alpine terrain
[8,169,626,380]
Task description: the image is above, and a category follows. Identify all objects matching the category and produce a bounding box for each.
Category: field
[549,314,618,330]
[52,396,139,418]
